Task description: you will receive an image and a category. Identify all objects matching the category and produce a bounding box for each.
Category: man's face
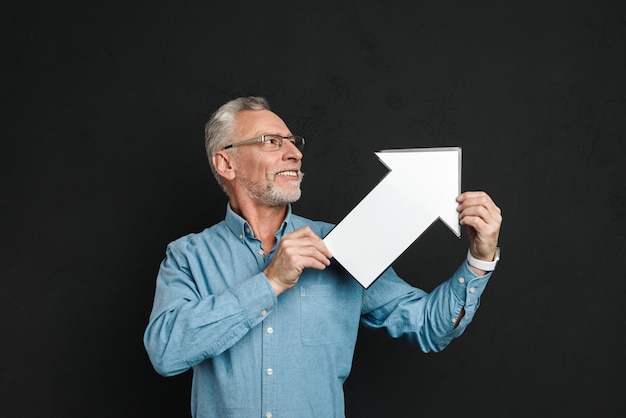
[230,109,304,206]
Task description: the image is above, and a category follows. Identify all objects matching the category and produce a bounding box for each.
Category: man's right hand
[263,226,332,296]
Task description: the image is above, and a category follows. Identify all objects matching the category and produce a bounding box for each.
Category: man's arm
[361,191,502,351]
[453,190,502,326]
[143,244,276,377]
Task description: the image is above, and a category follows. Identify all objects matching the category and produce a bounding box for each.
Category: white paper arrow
[323,147,462,289]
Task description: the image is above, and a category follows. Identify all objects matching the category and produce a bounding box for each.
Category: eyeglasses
[221,134,305,152]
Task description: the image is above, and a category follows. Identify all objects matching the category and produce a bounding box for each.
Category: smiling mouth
[275,170,299,177]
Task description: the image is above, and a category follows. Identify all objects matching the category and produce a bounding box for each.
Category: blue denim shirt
[143,204,492,418]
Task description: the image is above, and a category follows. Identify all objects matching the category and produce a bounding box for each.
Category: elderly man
[144,96,502,418]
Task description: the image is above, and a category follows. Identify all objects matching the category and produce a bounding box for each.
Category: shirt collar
[225,202,293,241]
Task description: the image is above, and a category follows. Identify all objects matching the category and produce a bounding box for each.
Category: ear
[213,150,237,181]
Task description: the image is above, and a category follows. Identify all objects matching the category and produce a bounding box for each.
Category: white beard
[239,172,303,206]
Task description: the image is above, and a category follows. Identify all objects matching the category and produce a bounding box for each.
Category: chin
[276,189,301,205]
[282,190,302,204]
[259,184,301,206]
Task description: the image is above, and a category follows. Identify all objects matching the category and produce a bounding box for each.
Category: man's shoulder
[167,221,227,249]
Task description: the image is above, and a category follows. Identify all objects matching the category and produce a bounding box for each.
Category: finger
[460,212,501,236]
[459,213,493,233]
[459,205,496,225]
[291,242,332,267]
[456,190,493,203]
[457,191,497,210]
[282,227,333,259]
[303,255,332,270]
[277,235,332,268]
[458,195,501,222]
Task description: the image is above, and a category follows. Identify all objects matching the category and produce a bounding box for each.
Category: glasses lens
[294,136,304,151]
[261,135,305,151]
[291,136,305,151]
[262,135,282,150]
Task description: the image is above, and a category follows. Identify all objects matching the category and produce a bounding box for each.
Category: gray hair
[204,96,271,192]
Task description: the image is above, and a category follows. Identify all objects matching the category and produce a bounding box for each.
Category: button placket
[261,314,275,415]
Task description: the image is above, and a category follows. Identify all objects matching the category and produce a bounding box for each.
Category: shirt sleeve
[143,242,277,377]
[360,261,492,352]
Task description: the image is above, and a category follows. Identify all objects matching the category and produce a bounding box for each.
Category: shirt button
[469,287,476,293]
[261,310,267,317]
[266,368,273,375]
[458,277,465,284]
[451,317,457,324]
[239,234,243,240]
[258,249,265,255]
[245,227,251,234]
[267,327,273,334]
[266,412,273,418]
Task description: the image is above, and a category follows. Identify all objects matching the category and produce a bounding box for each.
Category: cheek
[237,152,278,180]
[239,159,269,181]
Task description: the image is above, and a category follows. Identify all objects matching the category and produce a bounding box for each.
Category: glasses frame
[221,134,305,152]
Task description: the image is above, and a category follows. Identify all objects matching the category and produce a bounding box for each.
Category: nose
[282,139,303,160]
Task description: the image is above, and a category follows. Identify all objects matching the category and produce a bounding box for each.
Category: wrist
[467,247,500,272]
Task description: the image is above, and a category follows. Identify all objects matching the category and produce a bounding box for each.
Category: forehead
[233,109,290,137]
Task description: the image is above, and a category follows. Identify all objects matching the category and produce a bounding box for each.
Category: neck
[231,199,288,253]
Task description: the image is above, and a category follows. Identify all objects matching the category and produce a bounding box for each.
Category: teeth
[277,171,297,177]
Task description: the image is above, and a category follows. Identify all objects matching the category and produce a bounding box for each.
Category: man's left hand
[456,191,502,274]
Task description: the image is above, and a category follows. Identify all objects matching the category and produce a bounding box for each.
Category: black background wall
[2,1,625,417]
